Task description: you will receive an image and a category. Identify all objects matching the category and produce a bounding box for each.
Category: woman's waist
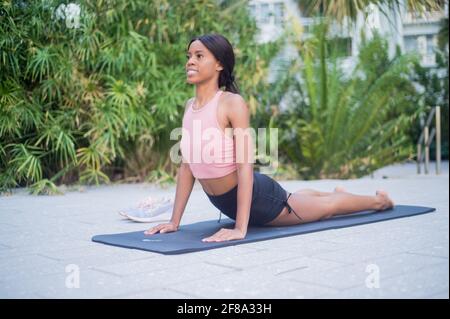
[200,170,239,196]
[200,170,261,197]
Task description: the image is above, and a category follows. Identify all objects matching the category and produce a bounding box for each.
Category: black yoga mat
[92,205,435,255]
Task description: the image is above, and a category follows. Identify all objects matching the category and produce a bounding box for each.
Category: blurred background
[0,0,448,194]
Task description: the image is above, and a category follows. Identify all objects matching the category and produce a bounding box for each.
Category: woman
[145,33,394,242]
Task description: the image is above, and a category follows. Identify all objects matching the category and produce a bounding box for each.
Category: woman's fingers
[202,228,233,242]
[144,228,155,235]
[202,234,218,242]
[215,232,228,241]
[144,224,163,235]
[145,224,177,235]
[160,227,171,233]
[203,229,223,242]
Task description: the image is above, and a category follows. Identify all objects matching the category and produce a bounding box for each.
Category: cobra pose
[145,33,394,243]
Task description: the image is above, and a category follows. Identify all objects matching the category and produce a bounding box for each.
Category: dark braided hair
[187,33,239,94]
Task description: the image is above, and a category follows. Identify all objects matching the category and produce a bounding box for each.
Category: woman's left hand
[202,228,246,242]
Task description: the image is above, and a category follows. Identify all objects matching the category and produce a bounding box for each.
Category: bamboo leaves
[1,0,281,193]
[278,22,419,179]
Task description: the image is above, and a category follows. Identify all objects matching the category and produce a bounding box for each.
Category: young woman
[145,33,394,243]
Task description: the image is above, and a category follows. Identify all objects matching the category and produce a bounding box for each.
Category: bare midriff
[198,170,238,196]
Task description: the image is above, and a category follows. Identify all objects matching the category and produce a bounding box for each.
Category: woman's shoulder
[219,91,249,123]
[220,91,246,105]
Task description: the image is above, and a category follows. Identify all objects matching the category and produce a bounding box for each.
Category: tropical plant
[0,0,284,194]
[296,0,445,22]
[437,17,449,50]
[271,22,421,179]
[410,17,449,160]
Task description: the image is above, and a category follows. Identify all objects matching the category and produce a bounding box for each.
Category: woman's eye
[186,54,202,59]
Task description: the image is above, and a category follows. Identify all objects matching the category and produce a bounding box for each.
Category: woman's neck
[194,83,220,107]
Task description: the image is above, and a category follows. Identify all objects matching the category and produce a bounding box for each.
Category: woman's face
[185,40,223,85]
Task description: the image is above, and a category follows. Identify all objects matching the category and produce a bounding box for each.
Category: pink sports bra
[179,90,237,179]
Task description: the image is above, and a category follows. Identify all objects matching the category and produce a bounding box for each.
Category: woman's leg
[265,189,394,227]
[296,186,348,197]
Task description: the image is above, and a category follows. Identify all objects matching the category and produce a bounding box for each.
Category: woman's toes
[376,190,394,210]
[334,186,346,193]
[376,189,388,196]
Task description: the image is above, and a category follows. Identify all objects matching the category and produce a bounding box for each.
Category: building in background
[247,0,448,76]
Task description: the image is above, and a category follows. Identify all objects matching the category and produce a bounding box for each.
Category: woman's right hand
[144,222,179,236]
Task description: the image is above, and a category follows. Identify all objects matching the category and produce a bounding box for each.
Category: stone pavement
[0,160,448,299]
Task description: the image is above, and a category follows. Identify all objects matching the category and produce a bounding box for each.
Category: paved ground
[0,160,448,299]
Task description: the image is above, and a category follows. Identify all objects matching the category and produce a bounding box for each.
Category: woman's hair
[187,33,239,94]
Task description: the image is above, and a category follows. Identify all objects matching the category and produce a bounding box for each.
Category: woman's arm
[145,99,195,235]
[145,160,195,235]
[171,98,197,227]
[229,96,254,235]
[202,95,254,242]
[170,162,196,228]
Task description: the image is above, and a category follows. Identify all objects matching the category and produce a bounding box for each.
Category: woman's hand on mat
[144,222,178,235]
[202,228,246,242]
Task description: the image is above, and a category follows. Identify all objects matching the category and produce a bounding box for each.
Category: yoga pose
[145,33,394,242]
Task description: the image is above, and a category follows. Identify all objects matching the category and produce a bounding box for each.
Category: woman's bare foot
[375,190,395,210]
[334,186,346,193]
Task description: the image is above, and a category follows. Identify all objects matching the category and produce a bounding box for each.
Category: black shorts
[205,171,291,226]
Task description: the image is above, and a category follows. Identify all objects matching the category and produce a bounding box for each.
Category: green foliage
[272,23,421,179]
[437,17,448,50]
[0,0,283,193]
[410,48,449,160]
[29,178,63,195]
[146,168,176,189]
[297,0,444,23]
